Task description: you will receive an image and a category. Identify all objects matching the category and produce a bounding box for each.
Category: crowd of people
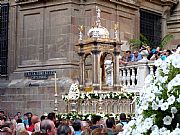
[120,44,180,65]
[1,45,180,135]
[0,110,130,135]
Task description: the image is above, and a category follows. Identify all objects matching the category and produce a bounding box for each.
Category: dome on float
[87,26,109,38]
[86,6,109,39]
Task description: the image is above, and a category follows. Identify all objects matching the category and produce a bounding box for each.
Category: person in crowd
[57,124,72,135]
[66,119,75,135]
[40,115,47,122]
[106,117,117,135]
[34,120,41,133]
[131,51,142,62]
[0,111,5,116]
[0,120,16,135]
[72,120,81,135]
[91,128,108,135]
[19,130,29,135]
[81,121,91,135]
[113,124,123,134]
[90,115,102,130]
[0,115,7,129]
[40,119,56,135]
[3,120,16,135]
[47,112,56,127]
[14,114,19,122]
[22,113,29,129]
[16,118,25,135]
[27,112,33,127]
[118,113,128,126]
[17,112,22,119]
[27,115,39,132]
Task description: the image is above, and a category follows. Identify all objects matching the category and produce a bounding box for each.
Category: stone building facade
[0,0,179,116]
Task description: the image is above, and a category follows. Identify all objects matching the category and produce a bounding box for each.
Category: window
[140,10,161,48]
[0,3,9,77]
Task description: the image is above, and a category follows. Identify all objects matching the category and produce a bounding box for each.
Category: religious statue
[78,25,84,41]
[114,23,119,41]
[96,6,101,27]
[96,6,101,20]
[114,23,118,31]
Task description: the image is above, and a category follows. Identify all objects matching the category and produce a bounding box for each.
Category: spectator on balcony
[150,51,161,61]
[159,49,172,61]
[119,52,128,65]
[176,44,180,53]
[146,47,154,60]
[131,51,142,62]
[125,50,133,62]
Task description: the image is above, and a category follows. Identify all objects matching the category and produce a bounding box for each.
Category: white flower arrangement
[120,53,180,135]
[57,112,133,121]
[62,91,135,101]
[66,83,79,100]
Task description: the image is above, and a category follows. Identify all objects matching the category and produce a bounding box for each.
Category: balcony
[119,60,154,93]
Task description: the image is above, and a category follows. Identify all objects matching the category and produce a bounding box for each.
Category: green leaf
[159,34,174,49]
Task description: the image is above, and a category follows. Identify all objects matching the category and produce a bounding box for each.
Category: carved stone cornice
[15,0,39,5]
[145,0,178,6]
[114,0,137,4]
[161,0,178,4]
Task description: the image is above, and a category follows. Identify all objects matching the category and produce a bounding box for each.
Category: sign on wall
[24,70,56,80]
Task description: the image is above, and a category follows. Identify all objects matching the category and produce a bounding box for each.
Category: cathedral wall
[1,0,178,115]
[0,86,66,117]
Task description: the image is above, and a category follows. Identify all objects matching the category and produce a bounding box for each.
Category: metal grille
[140,10,161,48]
[0,3,9,77]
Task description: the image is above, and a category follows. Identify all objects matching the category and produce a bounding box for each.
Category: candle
[100,68,102,91]
[54,73,57,96]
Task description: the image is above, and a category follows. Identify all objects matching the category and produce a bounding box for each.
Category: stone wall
[0,86,66,116]
[0,0,177,115]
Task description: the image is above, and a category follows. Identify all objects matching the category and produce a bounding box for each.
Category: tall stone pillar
[78,52,85,90]
[91,42,101,90]
[162,6,170,38]
[113,43,120,90]
[77,43,85,90]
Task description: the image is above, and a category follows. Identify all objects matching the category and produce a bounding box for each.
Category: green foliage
[159,34,174,49]
[128,33,174,50]
[128,34,150,50]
